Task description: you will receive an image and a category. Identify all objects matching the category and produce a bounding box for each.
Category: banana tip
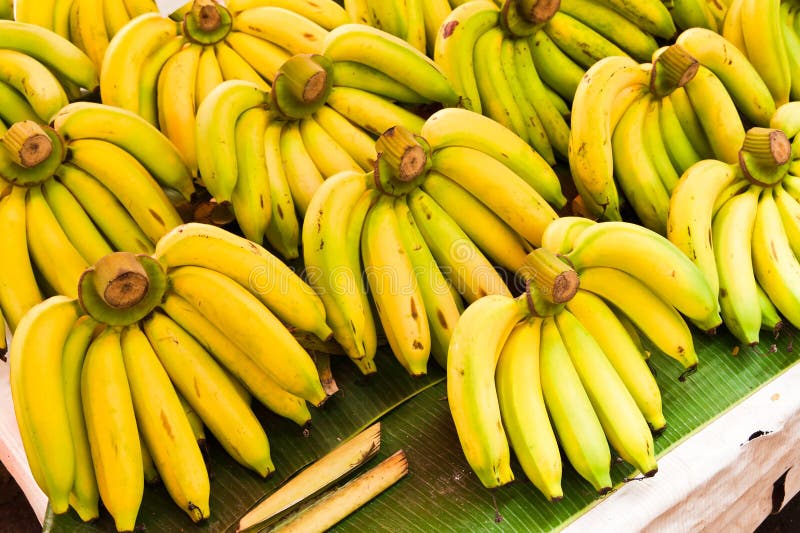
[678,364,698,382]
[643,467,658,478]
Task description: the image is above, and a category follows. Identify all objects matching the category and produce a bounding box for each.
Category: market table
[3,326,800,532]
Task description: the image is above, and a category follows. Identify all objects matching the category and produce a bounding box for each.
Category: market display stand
[2,322,800,531]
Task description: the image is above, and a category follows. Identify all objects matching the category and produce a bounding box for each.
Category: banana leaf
[44,326,799,532]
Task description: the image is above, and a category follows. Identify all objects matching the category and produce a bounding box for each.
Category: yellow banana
[227,0,350,29]
[0,49,68,123]
[540,216,596,255]
[312,105,376,171]
[223,31,291,84]
[232,6,328,55]
[72,0,110,69]
[157,43,201,174]
[299,115,365,175]
[195,44,225,108]
[668,86,715,159]
[231,106,271,244]
[740,0,790,106]
[263,120,300,259]
[279,120,324,215]
[214,41,271,90]
[325,86,425,135]
[137,35,187,126]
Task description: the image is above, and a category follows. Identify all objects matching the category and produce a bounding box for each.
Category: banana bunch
[9,222,331,529]
[721,0,793,106]
[670,120,800,345]
[0,20,99,111]
[12,0,181,70]
[100,0,346,175]
[303,115,564,376]
[569,30,776,227]
[448,245,673,498]
[194,69,425,258]
[0,102,192,336]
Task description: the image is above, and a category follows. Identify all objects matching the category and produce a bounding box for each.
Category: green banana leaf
[44,326,799,532]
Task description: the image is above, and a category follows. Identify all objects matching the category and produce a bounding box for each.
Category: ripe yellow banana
[82,326,144,532]
[157,43,201,175]
[539,316,612,493]
[495,316,563,500]
[299,116,364,176]
[279,120,324,215]
[447,294,528,488]
[168,265,327,405]
[312,105,376,171]
[325,86,425,135]
[0,49,68,123]
[214,41,271,90]
[135,35,187,127]
[667,86,715,159]
[222,31,290,84]
[227,0,350,29]
[263,120,300,259]
[540,216,596,255]
[740,0,791,106]
[231,106,271,244]
[232,6,328,55]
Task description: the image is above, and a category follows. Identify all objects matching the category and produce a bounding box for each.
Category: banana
[303,171,376,370]
[540,216,596,255]
[740,0,790,107]
[72,0,110,69]
[82,326,144,532]
[752,188,800,328]
[168,265,327,405]
[331,60,427,103]
[142,311,274,477]
[566,290,665,432]
[51,101,195,201]
[279,121,324,215]
[567,221,721,330]
[667,160,741,299]
[55,163,154,254]
[100,13,180,115]
[712,186,762,345]
[779,2,800,102]
[232,6,328,55]
[312,105,376,171]
[157,43,201,175]
[304,116,365,175]
[122,0,157,17]
[325,86,425,135]
[213,41,271,90]
[223,31,291,84]
[775,183,800,258]
[668,86,715,159]
[0,81,40,125]
[447,294,528,488]
[14,0,56,27]
[394,197,462,369]
[368,0,407,39]
[25,185,87,298]
[499,35,555,164]
[539,316,612,493]
[322,24,458,106]
[644,96,681,192]
[227,0,350,29]
[160,293,312,427]
[422,171,530,272]
[757,279,783,332]
[556,310,657,476]
[682,65,745,164]
[611,89,671,234]
[194,79,269,203]
[41,177,112,264]
[528,30,586,104]
[421,107,565,208]
[599,0,676,38]
[421,0,452,56]
[578,266,699,371]
[121,324,210,522]
[263,120,300,259]
[229,106,271,244]
[472,27,529,147]
[512,37,571,160]
[495,317,563,500]
[558,0,658,61]
[103,0,132,36]
[362,195,431,375]
[155,222,332,342]
[543,11,630,70]
[675,28,776,126]
[61,315,100,522]
[66,138,184,241]
[136,35,187,127]
[431,145,559,247]
[721,0,747,53]
[568,55,649,221]
[9,296,81,514]
[407,188,511,303]
[0,49,68,123]
[0,19,98,91]
[0,186,42,331]
[658,93,702,175]
[344,0,373,25]
[193,42,225,110]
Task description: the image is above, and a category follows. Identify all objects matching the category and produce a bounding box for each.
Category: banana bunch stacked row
[669,114,800,345]
[431,0,677,161]
[447,220,719,498]
[194,24,458,258]
[569,28,777,229]
[0,90,192,332]
[9,222,333,529]
[303,109,564,376]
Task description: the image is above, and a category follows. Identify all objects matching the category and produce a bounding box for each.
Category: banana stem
[516,0,561,23]
[0,121,53,168]
[91,252,150,309]
[191,0,222,32]
[739,128,792,186]
[520,248,579,304]
[375,126,428,182]
[277,55,331,104]
[650,45,699,98]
